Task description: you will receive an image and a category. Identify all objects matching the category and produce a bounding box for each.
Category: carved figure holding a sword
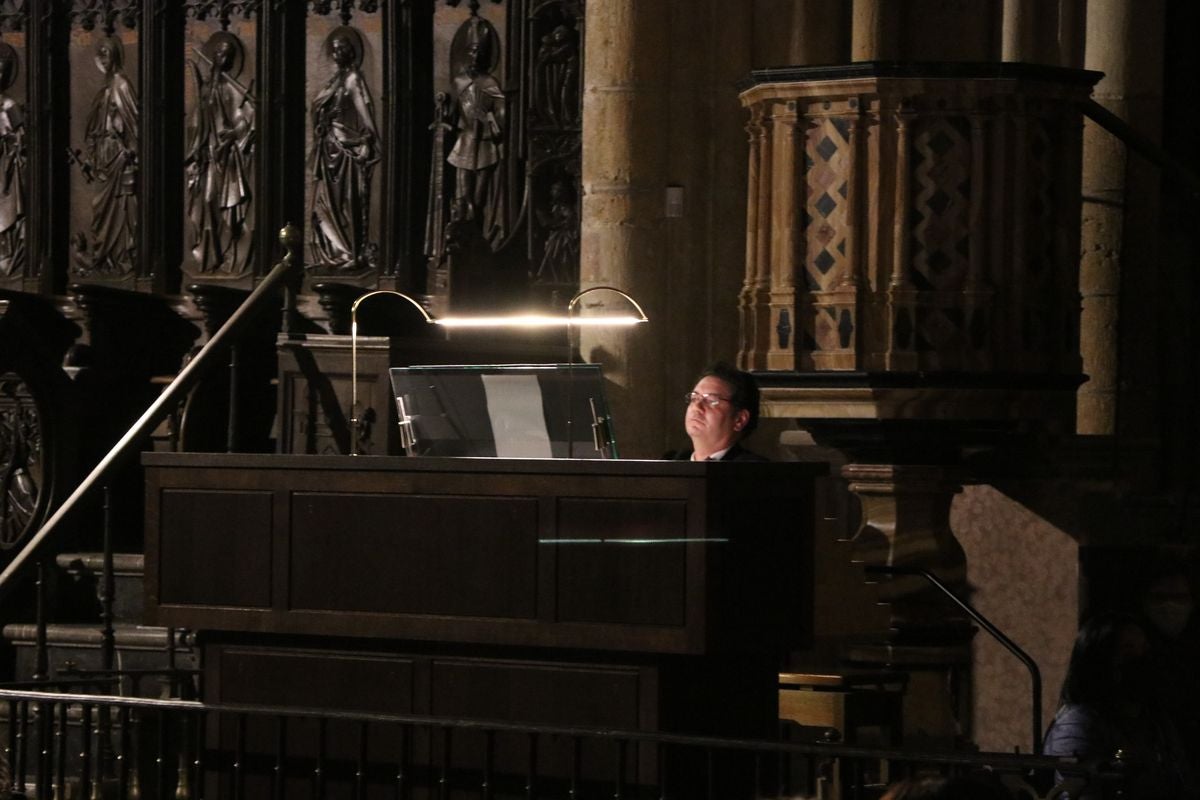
[184,31,256,275]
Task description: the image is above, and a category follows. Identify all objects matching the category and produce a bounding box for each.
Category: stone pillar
[582,2,752,457]
[1077,0,1165,441]
[851,0,899,61]
[580,1,671,457]
[790,0,849,65]
[840,463,972,745]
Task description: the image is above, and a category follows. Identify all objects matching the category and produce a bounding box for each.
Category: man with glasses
[671,362,768,462]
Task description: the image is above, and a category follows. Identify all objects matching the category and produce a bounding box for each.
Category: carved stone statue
[532,24,578,127]
[185,31,255,275]
[71,36,139,276]
[0,43,25,278]
[533,180,577,284]
[309,26,379,273]
[447,16,506,250]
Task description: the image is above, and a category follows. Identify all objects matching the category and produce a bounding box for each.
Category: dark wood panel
[430,657,650,783]
[430,658,644,728]
[145,455,821,655]
[159,489,273,608]
[213,646,417,715]
[554,498,689,626]
[289,492,539,618]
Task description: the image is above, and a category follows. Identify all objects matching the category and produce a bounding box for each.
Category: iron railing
[0,687,1123,800]
[0,224,303,603]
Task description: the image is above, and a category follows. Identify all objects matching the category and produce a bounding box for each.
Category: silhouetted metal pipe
[1083,99,1200,197]
[227,344,240,453]
[863,564,1043,754]
[0,224,302,598]
[101,485,115,673]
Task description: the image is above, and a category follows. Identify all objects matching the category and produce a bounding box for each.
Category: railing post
[100,486,115,675]
[0,223,302,600]
[33,561,48,683]
[226,344,240,453]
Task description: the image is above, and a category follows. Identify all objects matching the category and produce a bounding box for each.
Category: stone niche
[738,63,1100,429]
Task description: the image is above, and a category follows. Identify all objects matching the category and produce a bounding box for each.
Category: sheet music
[481,374,554,458]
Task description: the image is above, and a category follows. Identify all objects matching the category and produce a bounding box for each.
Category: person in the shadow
[1136,562,1200,766]
[1043,612,1198,800]
[667,362,767,462]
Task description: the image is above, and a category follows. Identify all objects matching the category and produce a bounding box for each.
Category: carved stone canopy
[737,62,1101,432]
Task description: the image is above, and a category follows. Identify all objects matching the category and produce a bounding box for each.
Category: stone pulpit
[738,62,1100,746]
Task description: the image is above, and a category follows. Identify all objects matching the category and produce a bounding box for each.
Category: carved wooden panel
[0,372,40,549]
[0,6,27,290]
[181,3,260,282]
[425,0,584,315]
[66,2,142,285]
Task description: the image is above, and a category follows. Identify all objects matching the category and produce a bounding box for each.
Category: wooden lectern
[144,453,820,789]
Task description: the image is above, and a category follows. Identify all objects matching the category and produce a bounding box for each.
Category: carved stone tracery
[69,0,139,34]
[0,1,27,33]
[183,0,261,26]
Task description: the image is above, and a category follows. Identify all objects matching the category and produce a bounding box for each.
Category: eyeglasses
[684,391,732,409]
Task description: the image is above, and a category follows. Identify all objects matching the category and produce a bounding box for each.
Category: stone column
[579,2,671,457]
[851,0,899,61]
[582,2,752,457]
[840,464,973,745]
[1078,0,1165,443]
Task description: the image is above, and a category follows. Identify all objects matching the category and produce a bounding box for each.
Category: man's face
[684,375,748,451]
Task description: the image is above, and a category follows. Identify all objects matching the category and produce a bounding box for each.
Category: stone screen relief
[0,41,25,279]
[425,10,508,295]
[69,33,139,279]
[426,0,582,311]
[183,29,256,278]
[525,0,581,294]
[0,373,40,550]
[308,24,380,275]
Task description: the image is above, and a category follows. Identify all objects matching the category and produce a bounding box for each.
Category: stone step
[2,623,197,697]
[54,552,146,625]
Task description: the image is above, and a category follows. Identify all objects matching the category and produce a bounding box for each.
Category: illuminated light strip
[435,315,646,328]
[538,538,730,545]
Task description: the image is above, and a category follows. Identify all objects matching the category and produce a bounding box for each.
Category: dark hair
[1058,612,1144,707]
[698,362,760,434]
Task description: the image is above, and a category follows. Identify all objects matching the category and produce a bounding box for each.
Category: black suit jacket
[664,443,769,462]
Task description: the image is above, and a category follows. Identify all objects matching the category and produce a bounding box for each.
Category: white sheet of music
[480,373,554,458]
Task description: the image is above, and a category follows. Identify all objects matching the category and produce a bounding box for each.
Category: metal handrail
[1083,99,1200,197]
[0,687,1102,774]
[0,224,302,599]
[864,564,1043,755]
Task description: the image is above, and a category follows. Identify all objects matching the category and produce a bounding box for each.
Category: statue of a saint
[0,43,25,278]
[533,180,578,284]
[71,36,139,275]
[447,16,506,250]
[532,24,578,127]
[309,26,379,272]
[185,31,255,275]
